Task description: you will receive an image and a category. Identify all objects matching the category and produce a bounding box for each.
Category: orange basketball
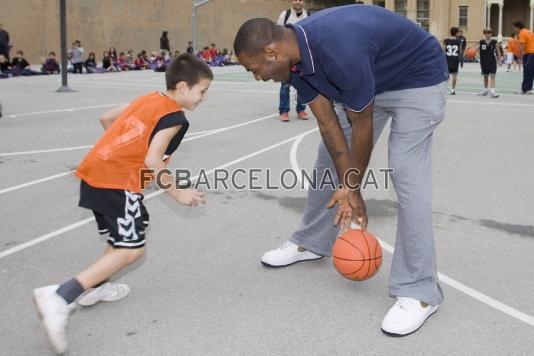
[332,229,382,281]
[465,47,476,60]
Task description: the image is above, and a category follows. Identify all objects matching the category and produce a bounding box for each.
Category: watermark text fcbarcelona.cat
[140,168,394,191]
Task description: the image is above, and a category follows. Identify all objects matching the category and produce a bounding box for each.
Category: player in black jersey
[457,29,467,68]
[444,27,461,95]
[476,28,502,98]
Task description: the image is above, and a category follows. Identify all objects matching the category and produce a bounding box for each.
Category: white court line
[440,124,534,133]
[0,113,277,194]
[0,129,219,157]
[448,99,534,107]
[67,79,279,94]
[289,135,534,327]
[5,103,125,119]
[0,145,94,157]
[289,129,319,191]
[0,171,73,195]
[181,113,277,142]
[376,238,534,327]
[0,127,317,260]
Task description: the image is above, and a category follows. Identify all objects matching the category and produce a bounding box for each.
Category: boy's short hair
[165,53,213,90]
[483,28,492,34]
[16,50,23,55]
[49,51,55,56]
[513,21,524,29]
[450,27,459,36]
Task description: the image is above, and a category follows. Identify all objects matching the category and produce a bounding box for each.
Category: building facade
[357,0,534,46]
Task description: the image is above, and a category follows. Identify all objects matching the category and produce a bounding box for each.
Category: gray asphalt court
[0,63,533,355]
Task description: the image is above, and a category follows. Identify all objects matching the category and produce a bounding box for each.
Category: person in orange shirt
[513,21,534,94]
[32,54,212,355]
[209,43,218,61]
[506,33,521,72]
[201,46,212,63]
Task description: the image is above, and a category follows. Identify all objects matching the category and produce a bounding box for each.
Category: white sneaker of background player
[261,241,322,267]
[33,285,70,354]
[77,282,131,306]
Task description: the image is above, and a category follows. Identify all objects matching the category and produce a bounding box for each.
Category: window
[373,0,386,7]
[395,0,407,17]
[417,0,430,31]
[459,6,468,27]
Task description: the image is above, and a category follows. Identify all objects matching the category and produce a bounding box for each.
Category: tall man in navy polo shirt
[234,5,449,336]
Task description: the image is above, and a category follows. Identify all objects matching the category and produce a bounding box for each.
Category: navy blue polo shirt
[287,5,448,112]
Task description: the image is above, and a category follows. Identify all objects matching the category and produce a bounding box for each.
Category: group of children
[65,40,175,74]
[445,24,534,97]
[2,40,240,79]
[1,50,47,77]
[198,43,239,66]
[445,27,501,97]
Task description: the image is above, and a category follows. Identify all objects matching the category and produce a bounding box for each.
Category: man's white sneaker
[490,92,500,98]
[261,241,322,267]
[77,282,130,306]
[33,285,70,354]
[477,90,489,96]
[381,297,439,337]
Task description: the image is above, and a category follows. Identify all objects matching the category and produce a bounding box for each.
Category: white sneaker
[33,285,70,354]
[77,282,130,306]
[477,90,489,96]
[261,241,322,267]
[381,297,439,337]
[490,92,500,98]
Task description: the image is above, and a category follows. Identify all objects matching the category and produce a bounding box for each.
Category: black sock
[56,278,85,304]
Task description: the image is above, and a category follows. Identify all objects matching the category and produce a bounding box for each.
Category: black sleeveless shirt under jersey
[479,39,498,64]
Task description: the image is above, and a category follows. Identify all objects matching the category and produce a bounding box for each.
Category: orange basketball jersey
[76,92,182,193]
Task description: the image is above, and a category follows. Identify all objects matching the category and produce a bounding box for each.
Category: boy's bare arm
[100,103,129,131]
[145,125,181,185]
[145,126,205,206]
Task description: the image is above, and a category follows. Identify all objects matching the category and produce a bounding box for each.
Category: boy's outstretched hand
[169,188,206,207]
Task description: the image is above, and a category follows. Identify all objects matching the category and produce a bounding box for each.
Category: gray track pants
[290,81,447,306]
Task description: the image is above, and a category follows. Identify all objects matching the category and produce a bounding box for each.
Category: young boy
[444,27,461,95]
[477,28,502,98]
[41,51,60,74]
[11,50,30,71]
[32,53,212,354]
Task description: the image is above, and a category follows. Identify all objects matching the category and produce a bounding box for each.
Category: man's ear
[264,43,278,60]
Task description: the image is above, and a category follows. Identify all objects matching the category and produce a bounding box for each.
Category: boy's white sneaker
[381,297,439,337]
[33,285,70,354]
[478,90,489,96]
[261,241,322,267]
[77,282,130,306]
